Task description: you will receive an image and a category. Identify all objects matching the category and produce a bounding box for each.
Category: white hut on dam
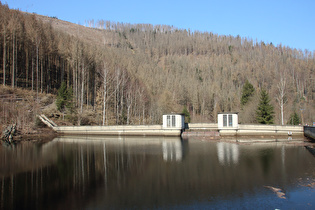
[217,112,239,136]
[217,112,303,137]
[48,113,186,137]
[218,112,239,129]
[162,114,185,129]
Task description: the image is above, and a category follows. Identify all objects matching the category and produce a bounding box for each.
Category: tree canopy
[0,3,314,125]
[241,80,255,106]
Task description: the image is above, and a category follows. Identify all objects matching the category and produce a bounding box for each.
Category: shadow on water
[0,136,315,209]
[305,146,315,157]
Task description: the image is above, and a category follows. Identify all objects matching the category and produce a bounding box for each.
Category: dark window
[167,115,171,127]
[172,115,176,127]
[223,115,227,127]
[229,114,233,127]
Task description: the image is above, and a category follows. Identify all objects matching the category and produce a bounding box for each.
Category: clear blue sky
[5,0,315,52]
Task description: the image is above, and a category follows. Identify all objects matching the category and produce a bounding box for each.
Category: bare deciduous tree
[276,73,287,125]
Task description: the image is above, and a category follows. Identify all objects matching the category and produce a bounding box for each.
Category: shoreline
[1,128,58,144]
[1,126,313,146]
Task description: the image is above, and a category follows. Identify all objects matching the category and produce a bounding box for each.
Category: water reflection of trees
[0,141,57,177]
[0,136,184,209]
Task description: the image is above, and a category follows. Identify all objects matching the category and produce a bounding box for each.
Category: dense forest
[0,2,314,129]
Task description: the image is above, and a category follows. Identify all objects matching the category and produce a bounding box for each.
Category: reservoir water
[1,136,315,209]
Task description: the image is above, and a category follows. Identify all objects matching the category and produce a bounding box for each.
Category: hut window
[167,115,171,127]
[228,114,233,127]
[172,115,176,127]
[223,115,227,127]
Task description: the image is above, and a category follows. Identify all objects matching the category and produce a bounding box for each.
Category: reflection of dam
[162,141,182,161]
[51,135,184,162]
[216,142,239,165]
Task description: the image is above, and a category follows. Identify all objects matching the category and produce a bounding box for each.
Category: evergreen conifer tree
[256,89,274,124]
[56,82,74,113]
[287,112,301,125]
[56,82,67,112]
[65,86,74,113]
[182,106,191,123]
[241,80,255,106]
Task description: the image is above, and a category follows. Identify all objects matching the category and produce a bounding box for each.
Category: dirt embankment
[1,126,58,144]
[0,86,58,143]
[13,127,58,142]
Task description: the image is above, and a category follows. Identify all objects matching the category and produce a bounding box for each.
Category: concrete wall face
[304,126,315,140]
[218,113,238,129]
[163,114,184,129]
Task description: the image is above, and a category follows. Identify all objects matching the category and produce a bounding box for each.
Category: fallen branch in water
[299,181,315,188]
[264,186,286,199]
[1,124,17,143]
[306,182,315,188]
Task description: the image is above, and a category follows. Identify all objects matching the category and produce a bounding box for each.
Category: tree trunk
[86,70,89,106]
[76,60,79,105]
[115,68,120,124]
[72,59,76,106]
[12,32,15,88]
[80,63,85,114]
[143,104,145,125]
[127,103,131,125]
[280,100,284,126]
[102,64,108,126]
[67,61,70,88]
[277,75,287,125]
[41,56,43,93]
[31,57,34,91]
[25,49,29,88]
[36,40,40,100]
[15,35,18,88]
[3,27,6,86]
[126,91,132,125]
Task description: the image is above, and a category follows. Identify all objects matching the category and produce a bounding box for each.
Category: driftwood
[264,186,286,199]
[37,114,57,128]
[1,124,17,143]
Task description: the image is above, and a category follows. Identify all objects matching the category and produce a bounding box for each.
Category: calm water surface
[1,136,315,209]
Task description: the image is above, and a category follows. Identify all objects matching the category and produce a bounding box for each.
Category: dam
[38,113,304,139]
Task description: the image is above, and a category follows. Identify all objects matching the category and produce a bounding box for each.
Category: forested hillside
[0,2,314,127]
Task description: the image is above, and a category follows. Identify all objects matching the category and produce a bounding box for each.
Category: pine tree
[241,80,255,106]
[256,89,274,124]
[65,86,74,113]
[56,82,74,113]
[287,112,301,125]
[182,106,191,123]
[56,82,67,112]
